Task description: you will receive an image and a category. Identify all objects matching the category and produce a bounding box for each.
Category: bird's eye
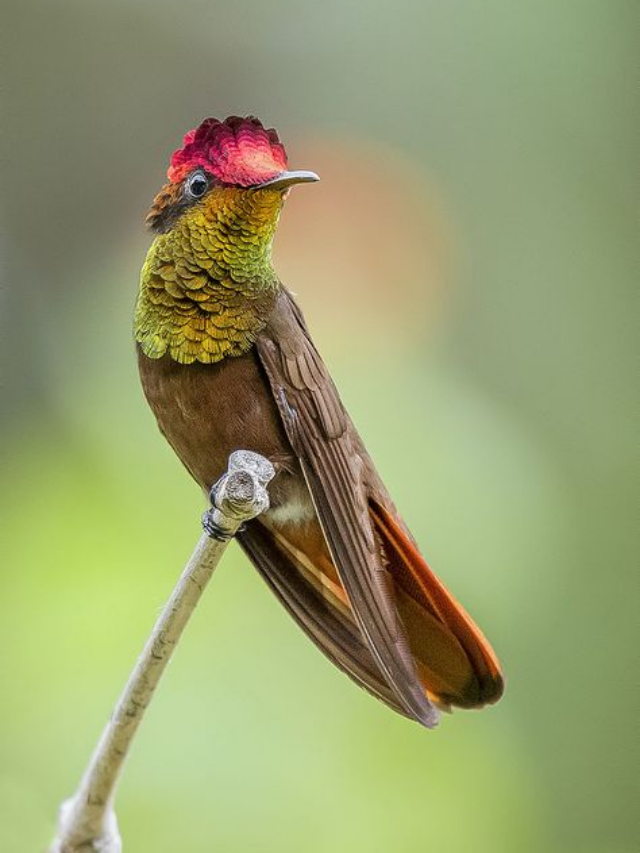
[185,171,208,199]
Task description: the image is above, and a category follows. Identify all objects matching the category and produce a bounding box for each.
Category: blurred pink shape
[274,135,453,352]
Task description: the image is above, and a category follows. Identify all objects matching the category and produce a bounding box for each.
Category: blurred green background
[1,2,637,851]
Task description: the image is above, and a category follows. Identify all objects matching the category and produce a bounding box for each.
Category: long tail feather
[370,499,504,709]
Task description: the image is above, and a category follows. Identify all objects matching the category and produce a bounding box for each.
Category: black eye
[185,170,208,199]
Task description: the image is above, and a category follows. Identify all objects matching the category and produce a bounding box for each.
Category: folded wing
[252,289,503,725]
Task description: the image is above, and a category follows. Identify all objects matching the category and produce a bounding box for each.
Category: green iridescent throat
[135,186,282,365]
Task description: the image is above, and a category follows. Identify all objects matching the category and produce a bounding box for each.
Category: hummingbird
[135,115,504,728]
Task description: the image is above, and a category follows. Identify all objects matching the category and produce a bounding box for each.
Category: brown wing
[255,290,440,728]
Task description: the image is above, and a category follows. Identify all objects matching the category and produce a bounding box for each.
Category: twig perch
[49,450,275,853]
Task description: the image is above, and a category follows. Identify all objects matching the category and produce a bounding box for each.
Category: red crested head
[167,116,288,186]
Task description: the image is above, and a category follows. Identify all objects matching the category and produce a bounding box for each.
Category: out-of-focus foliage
[0,2,636,851]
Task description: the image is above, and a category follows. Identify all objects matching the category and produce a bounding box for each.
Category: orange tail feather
[370,499,504,709]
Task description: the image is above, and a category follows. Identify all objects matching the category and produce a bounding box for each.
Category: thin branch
[49,450,275,853]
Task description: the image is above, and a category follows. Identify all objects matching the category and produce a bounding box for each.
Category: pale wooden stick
[49,450,276,853]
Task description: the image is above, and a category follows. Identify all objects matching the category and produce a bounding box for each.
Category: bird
[135,115,504,728]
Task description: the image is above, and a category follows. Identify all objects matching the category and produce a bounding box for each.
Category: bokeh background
[1,2,637,851]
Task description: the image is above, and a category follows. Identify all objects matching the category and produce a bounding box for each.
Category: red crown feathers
[167,116,288,186]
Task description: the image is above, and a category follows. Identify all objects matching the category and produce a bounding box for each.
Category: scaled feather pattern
[168,116,288,186]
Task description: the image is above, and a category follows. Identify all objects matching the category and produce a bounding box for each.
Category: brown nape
[146,181,191,233]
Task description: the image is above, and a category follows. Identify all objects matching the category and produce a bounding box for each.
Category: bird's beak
[256,170,320,191]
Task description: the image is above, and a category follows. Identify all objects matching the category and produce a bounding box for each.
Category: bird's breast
[137,346,307,516]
